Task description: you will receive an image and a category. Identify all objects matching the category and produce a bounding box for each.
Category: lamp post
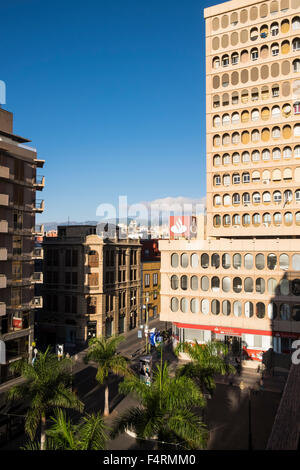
[239,381,253,450]
[143,294,150,353]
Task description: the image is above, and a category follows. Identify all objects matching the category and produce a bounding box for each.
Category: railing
[34,175,45,187]
[30,296,43,308]
[0,302,6,316]
[0,275,6,288]
[0,220,8,233]
[32,272,43,283]
[33,247,43,259]
[34,200,44,211]
[33,224,44,236]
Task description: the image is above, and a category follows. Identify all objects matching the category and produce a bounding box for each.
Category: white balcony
[0,220,8,233]
[33,199,44,213]
[0,248,7,261]
[0,194,9,206]
[34,158,45,168]
[32,272,43,283]
[31,296,43,308]
[0,166,9,179]
[34,175,45,190]
[0,302,6,316]
[0,274,7,288]
[33,247,43,259]
[33,224,44,236]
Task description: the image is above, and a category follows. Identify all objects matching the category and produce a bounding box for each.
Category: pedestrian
[259,377,264,391]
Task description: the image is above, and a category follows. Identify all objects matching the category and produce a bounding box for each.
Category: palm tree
[175,340,235,396]
[84,335,132,417]
[21,408,108,450]
[111,362,208,450]
[8,347,84,450]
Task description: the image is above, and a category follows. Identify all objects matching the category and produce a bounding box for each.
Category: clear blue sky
[2,0,223,222]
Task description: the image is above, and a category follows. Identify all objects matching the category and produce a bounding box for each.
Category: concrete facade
[0,108,44,383]
[159,0,300,364]
[39,225,141,350]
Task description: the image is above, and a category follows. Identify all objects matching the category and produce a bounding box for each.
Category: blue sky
[2,0,224,222]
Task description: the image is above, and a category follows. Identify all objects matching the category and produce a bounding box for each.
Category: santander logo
[170,218,187,234]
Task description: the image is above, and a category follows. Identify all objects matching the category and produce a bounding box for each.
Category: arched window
[171,298,179,312]
[201,253,209,268]
[191,276,198,291]
[234,301,242,317]
[233,277,242,292]
[222,253,231,269]
[212,299,220,315]
[180,275,188,290]
[191,253,199,268]
[171,274,179,289]
[256,254,265,269]
[280,303,291,320]
[211,276,220,292]
[180,298,188,313]
[171,253,179,267]
[201,299,209,315]
[222,277,231,292]
[245,254,253,269]
[190,298,199,314]
[256,302,265,318]
[245,277,254,292]
[256,278,265,293]
[267,254,277,270]
[181,253,188,268]
[222,300,231,316]
[201,276,209,291]
[211,253,220,268]
[245,302,254,318]
[233,253,242,269]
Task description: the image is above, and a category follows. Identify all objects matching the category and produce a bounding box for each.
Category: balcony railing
[32,272,43,283]
[0,248,7,261]
[33,200,44,212]
[0,274,7,288]
[34,175,45,189]
[0,165,9,179]
[0,194,9,206]
[30,296,43,308]
[0,220,8,233]
[34,158,45,168]
[33,224,44,236]
[33,247,43,259]
[0,302,6,316]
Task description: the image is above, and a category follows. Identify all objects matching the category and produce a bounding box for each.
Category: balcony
[0,248,7,261]
[33,247,43,259]
[0,194,9,206]
[0,274,7,288]
[33,199,44,213]
[0,220,8,233]
[30,296,43,308]
[34,158,45,168]
[33,224,44,236]
[0,302,6,316]
[34,175,45,190]
[0,165,9,179]
[32,272,43,283]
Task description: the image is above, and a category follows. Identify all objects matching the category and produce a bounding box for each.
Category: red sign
[12,318,22,329]
[169,216,197,240]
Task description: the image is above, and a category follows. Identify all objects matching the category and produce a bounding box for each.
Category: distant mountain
[43,221,98,232]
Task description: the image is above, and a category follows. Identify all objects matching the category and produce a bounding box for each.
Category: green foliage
[21,409,108,450]
[84,335,132,385]
[8,347,83,441]
[112,362,208,450]
[175,341,236,394]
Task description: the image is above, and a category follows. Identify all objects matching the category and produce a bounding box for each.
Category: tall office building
[0,108,44,383]
[159,0,300,364]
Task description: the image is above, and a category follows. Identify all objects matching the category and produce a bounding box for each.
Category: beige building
[39,225,141,350]
[0,107,44,384]
[159,0,300,365]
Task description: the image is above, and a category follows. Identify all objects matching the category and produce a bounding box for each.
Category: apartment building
[159,0,300,364]
[141,239,161,323]
[0,107,44,383]
[39,225,141,350]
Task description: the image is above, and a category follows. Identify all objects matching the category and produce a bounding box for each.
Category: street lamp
[239,381,253,450]
[143,294,150,353]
